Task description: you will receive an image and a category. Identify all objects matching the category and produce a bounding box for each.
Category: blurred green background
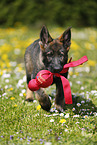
[0,0,97,27]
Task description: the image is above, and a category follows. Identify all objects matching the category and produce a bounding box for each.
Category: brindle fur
[24,25,71,112]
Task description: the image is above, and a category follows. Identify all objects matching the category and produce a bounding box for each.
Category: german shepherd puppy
[24,25,71,112]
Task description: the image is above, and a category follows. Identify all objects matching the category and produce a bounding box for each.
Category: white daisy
[50,119,54,122]
[60,113,64,117]
[65,113,69,118]
[77,103,81,107]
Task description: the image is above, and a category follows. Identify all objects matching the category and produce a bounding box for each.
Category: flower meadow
[0,26,97,145]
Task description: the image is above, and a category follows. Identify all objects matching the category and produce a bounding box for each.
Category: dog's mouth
[53,68,62,73]
[48,66,63,73]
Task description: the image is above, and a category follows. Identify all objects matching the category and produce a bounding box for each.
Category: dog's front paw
[55,104,64,112]
[25,98,34,102]
[25,86,34,102]
[39,97,51,112]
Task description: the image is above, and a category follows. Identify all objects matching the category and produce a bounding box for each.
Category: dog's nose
[53,67,61,73]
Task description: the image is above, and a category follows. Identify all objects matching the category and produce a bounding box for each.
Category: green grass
[0,26,97,145]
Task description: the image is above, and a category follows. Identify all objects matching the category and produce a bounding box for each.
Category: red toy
[28,70,53,91]
[28,56,88,104]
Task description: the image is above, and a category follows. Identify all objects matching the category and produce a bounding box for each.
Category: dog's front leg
[35,88,51,111]
[55,78,65,112]
[25,84,34,101]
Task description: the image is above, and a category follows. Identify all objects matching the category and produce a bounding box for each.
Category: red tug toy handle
[28,56,88,104]
[28,70,53,91]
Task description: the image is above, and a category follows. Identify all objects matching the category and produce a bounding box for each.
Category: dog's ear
[58,27,72,51]
[39,25,53,50]
[40,25,53,44]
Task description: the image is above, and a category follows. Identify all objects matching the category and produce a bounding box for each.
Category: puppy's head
[39,25,71,73]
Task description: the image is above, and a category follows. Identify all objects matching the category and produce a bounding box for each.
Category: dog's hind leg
[35,88,51,111]
[55,78,65,112]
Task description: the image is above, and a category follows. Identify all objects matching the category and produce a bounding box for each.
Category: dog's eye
[59,51,64,56]
[46,51,53,57]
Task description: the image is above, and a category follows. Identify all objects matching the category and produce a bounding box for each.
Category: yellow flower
[23,93,26,96]
[84,42,91,50]
[75,72,79,76]
[1,44,11,53]
[18,67,23,72]
[1,54,8,60]
[37,105,41,110]
[59,119,66,123]
[6,62,11,68]
[89,35,96,43]
[71,41,80,50]
[69,71,73,76]
[10,88,13,91]
[88,60,96,67]
[14,104,17,107]
[8,88,13,91]
[0,61,5,68]
[10,97,15,100]
[94,42,97,49]
[0,71,3,75]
